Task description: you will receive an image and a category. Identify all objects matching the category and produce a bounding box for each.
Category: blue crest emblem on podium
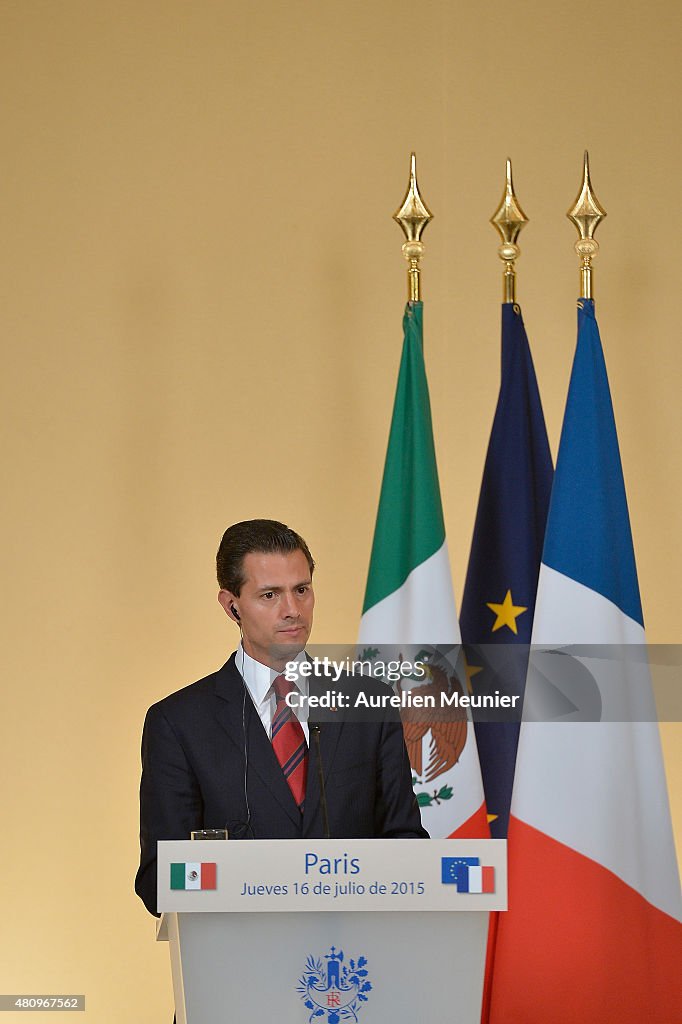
[297,946,372,1023]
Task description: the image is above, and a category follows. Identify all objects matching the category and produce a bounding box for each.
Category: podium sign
[156,839,506,1024]
[158,838,507,913]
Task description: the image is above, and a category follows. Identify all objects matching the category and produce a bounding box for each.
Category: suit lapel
[213,655,302,828]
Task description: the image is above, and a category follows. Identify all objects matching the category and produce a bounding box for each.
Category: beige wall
[1,1,680,1019]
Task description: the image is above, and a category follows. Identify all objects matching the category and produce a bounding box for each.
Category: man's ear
[218,590,240,623]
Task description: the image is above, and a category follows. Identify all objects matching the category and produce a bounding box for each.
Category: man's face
[218,549,314,669]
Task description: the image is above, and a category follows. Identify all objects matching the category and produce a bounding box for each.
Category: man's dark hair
[216,519,315,595]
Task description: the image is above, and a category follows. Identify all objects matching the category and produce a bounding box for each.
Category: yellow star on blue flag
[486,590,528,634]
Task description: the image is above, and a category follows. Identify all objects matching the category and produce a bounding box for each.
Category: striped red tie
[271,674,308,811]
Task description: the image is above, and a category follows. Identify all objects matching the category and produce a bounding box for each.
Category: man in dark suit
[135,519,426,916]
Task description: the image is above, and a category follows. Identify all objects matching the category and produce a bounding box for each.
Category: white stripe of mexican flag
[185,862,202,890]
[359,302,487,839]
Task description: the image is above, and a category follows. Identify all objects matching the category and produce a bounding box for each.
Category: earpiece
[231,605,241,622]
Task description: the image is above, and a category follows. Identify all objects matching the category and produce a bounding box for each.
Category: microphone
[310,724,330,840]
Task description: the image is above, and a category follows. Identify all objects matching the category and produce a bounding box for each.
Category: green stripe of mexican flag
[362,301,446,615]
[359,302,488,839]
[170,862,217,890]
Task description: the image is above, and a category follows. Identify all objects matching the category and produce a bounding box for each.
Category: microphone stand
[310,725,330,839]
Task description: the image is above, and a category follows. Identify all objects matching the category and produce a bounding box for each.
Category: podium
[156,838,507,1024]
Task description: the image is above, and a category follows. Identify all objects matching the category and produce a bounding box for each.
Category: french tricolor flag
[466,865,496,894]
[486,300,682,1023]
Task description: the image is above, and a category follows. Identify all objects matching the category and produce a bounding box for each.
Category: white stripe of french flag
[469,865,495,893]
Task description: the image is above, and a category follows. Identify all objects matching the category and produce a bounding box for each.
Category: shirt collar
[236,644,308,707]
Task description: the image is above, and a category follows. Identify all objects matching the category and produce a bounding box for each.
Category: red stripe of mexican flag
[200,862,217,889]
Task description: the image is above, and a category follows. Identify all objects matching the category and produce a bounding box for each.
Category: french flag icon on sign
[441,857,495,893]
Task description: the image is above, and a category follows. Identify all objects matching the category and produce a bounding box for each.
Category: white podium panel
[156,839,506,1024]
[165,910,488,1024]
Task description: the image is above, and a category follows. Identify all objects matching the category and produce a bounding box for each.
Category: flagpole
[490,158,528,303]
[393,153,433,302]
[567,150,607,300]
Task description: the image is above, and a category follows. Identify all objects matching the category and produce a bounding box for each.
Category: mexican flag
[358,301,488,839]
[170,862,217,890]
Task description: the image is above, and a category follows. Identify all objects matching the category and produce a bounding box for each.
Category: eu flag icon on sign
[442,857,495,892]
[442,857,480,886]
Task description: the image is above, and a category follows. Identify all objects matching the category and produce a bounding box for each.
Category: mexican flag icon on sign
[170,862,217,890]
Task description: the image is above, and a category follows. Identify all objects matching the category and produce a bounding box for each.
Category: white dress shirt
[235,645,309,743]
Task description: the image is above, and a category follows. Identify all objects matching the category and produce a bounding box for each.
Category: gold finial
[567,151,606,300]
[490,158,528,303]
[394,153,433,302]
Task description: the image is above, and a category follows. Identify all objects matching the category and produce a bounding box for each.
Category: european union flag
[442,856,480,887]
[460,303,553,837]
